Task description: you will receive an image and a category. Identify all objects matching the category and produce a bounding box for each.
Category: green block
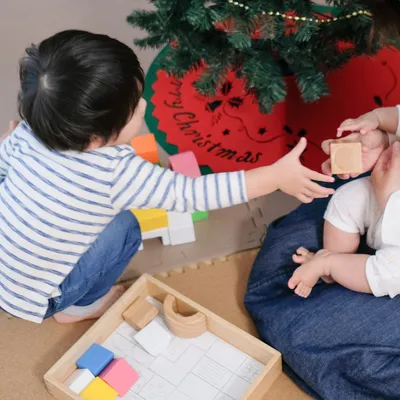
[192,211,209,222]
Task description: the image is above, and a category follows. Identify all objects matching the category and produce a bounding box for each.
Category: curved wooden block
[163,294,207,338]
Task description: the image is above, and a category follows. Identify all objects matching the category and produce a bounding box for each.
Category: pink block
[168,152,201,178]
[99,358,139,396]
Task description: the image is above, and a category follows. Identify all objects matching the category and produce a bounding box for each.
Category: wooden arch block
[163,294,207,338]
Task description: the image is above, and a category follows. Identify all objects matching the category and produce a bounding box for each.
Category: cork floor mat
[0,250,310,400]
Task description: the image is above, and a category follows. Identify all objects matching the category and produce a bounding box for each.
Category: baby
[289,106,400,298]
[0,30,334,324]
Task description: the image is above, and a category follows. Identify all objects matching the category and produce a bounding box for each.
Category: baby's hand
[337,111,380,136]
[321,130,389,179]
[272,138,335,203]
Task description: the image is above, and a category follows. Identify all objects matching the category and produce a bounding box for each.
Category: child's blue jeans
[44,211,142,319]
[245,176,400,399]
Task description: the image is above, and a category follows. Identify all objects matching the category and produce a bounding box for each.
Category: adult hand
[0,120,19,142]
[371,142,400,210]
[321,130,389,179]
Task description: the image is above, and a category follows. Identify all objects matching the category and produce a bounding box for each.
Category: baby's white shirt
[325,178,400,298]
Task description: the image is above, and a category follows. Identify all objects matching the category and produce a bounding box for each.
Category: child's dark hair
[18,30,144,151]
[368,0,400,44]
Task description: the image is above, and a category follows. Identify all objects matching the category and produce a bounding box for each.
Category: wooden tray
[44,274,281,400]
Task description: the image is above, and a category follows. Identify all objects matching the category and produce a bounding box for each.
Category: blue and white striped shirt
[0,123,247,323]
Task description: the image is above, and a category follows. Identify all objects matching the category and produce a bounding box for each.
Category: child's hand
[337,111,380,136]
[321,130,389,179]
[272,138,335,203]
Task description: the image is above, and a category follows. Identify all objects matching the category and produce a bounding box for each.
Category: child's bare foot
[292,247,335,285]
[53,285,125,324]
[289,248,331,298]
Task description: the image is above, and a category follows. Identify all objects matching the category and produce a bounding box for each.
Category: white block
[64,368,95,394]
[142,227,171,245]
[138,242,144,251]
[134,320,172,356]
[167,212,196,245]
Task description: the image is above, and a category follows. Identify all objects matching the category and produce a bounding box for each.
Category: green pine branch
[127,0,386,113]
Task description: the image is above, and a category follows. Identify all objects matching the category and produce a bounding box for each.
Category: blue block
[76,344,114,376]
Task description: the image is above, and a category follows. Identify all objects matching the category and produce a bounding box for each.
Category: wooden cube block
[123,297,159,330]
[80,377,118,400]
[99,358,139,396]
[64,368,95,394]
[131,134,159,164]
[131,209,168,232]
[76,344,114,376]
[330,141,362,175]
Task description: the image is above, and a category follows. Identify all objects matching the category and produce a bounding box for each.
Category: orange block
[131,134,159,164]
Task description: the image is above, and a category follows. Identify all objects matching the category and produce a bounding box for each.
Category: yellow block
[80,377,117,400]
[131,209,168,232]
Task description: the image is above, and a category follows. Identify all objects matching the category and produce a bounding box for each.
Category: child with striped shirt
[0,30,334,324]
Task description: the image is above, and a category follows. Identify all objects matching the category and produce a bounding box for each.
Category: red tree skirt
[146,47,400,173]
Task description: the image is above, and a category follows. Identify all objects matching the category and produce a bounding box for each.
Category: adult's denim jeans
[245,178,400,399]
[45,211,142,318]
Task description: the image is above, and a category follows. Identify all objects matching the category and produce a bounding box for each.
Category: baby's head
[368,0,400,43]
[18,30,146,152]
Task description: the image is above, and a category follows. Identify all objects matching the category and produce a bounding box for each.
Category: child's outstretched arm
[111,138,335,212]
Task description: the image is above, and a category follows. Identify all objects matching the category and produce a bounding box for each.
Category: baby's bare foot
[53,285,125,324]
[289,248,329,298]
[288,264,321,298]
[321,276,336,284]
[292,247,314,264]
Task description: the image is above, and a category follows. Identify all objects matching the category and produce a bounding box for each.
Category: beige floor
[0,250,311,400]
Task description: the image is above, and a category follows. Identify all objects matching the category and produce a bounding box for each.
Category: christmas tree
[127,1,384,113]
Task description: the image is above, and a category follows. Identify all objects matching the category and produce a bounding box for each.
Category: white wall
[0,0,157,129]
